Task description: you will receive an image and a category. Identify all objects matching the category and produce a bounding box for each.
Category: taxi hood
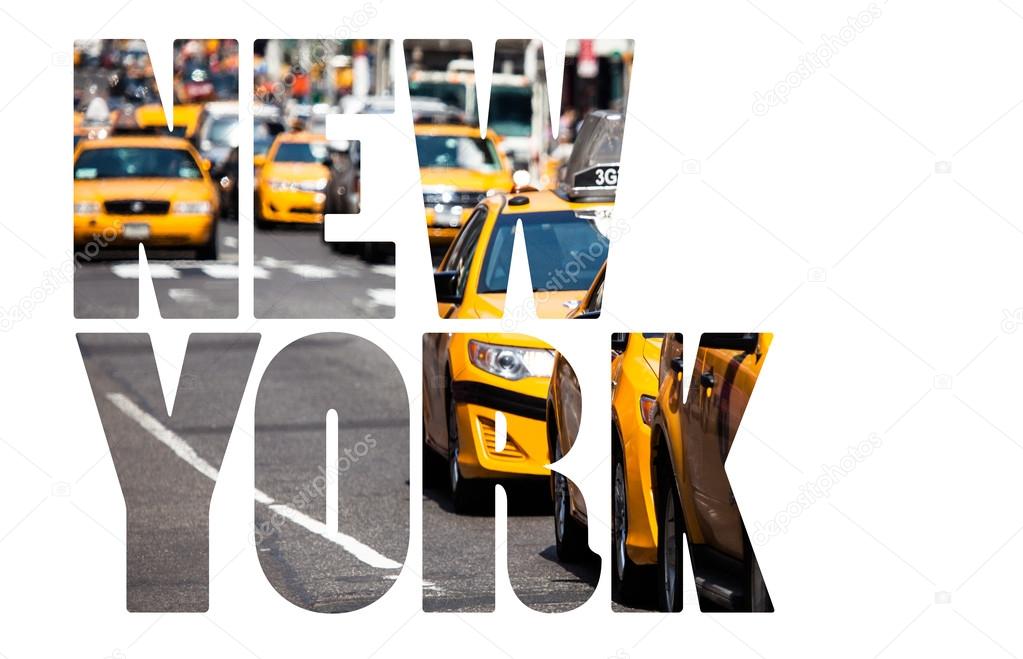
[471,291,588,319]
[74,177,213,201]
[419,167,512,192]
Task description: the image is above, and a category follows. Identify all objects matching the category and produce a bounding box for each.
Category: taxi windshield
[488,86,532,137]
[478,211,608,294]
[74,147,202,180]
[273,141,328,163]
[416,135,501,170]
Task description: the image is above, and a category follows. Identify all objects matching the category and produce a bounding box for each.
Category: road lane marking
[168,288,210,304]
[367,289,396,307]
[111,263,180,279]
[107,393,402,570]
[288,264,336,279]
[371,265,396,277]
[199,263,241,279]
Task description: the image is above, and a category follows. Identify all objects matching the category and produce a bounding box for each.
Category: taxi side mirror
[253,154,266,169]
[201,158,212,172]
[610,332,628,351]
[434,270,462,304]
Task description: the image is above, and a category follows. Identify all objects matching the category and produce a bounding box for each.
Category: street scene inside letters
[404,39,633,318]
[73,39,241,318]
[79,332,409,613]
[422,333,599,611]
[253,39,396,318]
[604,332,773,612]
[72,39,397,319]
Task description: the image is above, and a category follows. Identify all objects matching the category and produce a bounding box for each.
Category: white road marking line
[325,410,339,535]
[223,236,238,248]
[371,265,396,277]
[111,263,180,279]
[252,266,271,280]
[199,263,240,279]
[258,256,293,268]
[288,264,336,279]
[167,288,209,304]
[367,289,396,307]
[106,393,402,570]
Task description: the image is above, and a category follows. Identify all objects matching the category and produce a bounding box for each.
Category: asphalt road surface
[74,220,395,318]
[79,332,409,613]
[422,452,600,612]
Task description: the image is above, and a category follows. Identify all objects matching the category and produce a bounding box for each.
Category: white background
[2,0,1023,657]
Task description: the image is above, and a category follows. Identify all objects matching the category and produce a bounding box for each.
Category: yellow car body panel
[436,190,612,319]
[173,103,203,138]
[256,132,330,224]
[423,332,553,481]
[655,333,772,557]
[73,136,217,248]
[613,333,663,566]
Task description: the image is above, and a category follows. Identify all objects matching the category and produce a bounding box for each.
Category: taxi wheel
[553,441,587,562]
[446,385,473,513]
[196,223,218,260]
[611,445,639,601]
[656,475,685,612]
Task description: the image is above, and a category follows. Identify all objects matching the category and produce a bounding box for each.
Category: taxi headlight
[467,340,554,381]
[172,200,212,214]
[74,201,100,214]
[298,178,328,192]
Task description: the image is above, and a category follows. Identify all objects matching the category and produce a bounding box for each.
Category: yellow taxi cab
[422,332,556,512]
[651,333,773,612]
[609,332,664,601]
[414,123,514,246]
[73,135,219,258]
[255,132,331,226]
[433,110,623,319]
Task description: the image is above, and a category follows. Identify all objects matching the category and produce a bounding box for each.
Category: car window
[477,211,608,294]
[273,142,329,163]
[443,207,487,297]
[74,147,202,180]
[415,135,500,171]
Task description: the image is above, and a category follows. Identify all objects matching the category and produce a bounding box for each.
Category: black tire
[446,381,473,513]
[612,443,640,602]
[656,469,685,612]
[254,193,271,230]
[552,440,588,562]
[196,222,218,260]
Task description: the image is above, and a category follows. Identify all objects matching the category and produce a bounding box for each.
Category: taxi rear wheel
[553,441,587,562]
[611,445,639,601]
[657,472,684,612]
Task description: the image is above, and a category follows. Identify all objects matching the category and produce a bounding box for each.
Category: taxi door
[435,206,487,318]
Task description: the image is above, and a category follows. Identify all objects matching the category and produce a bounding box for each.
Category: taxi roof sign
[557,110,624,202]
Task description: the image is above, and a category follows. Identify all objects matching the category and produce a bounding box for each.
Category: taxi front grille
[422,191,485,207]
[478,417,525,460]
[105,200,170,215]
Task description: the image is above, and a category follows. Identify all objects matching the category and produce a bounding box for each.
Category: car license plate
[123,223,150,240]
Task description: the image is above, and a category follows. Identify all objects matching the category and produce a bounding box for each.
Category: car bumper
[450,380,550,479]
[74,213,214,248]
[261,190,326,224]
[424,205,472,244]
